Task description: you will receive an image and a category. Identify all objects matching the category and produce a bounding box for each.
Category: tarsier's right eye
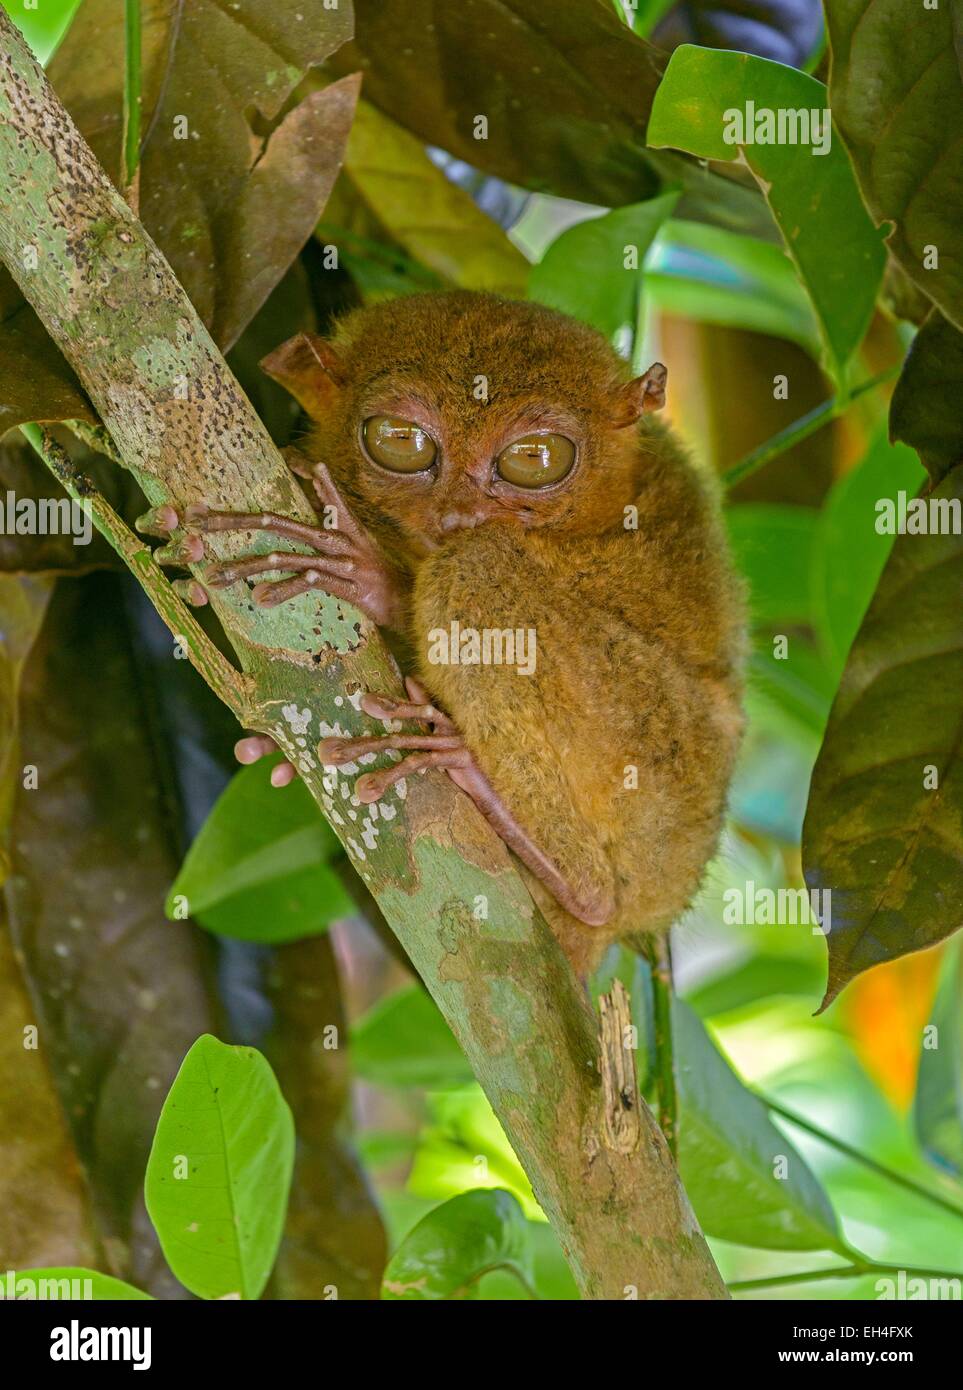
[362,415,437,472]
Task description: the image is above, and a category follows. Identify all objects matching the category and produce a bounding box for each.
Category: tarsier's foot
[320,676,470,804]
[325,678,613,927]
[136,458,404,629]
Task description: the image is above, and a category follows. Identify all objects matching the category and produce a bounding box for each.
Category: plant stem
[722,364,901,489]
[728,1258,963,1293]
[760,1093,963,1223]
[121,0,142,210]
[643,933,678,1159]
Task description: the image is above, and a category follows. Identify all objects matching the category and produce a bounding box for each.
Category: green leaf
[8,1269,150,1299]
[407,1087,539,1220]
[645,219,822,361]
[803,463,963,1006]
[825,0,963,331]
[168,756,341,919]
[810,431,925,677]
[529,193,680,339]
[890,311,963,484]
[352,985,474,1090]
[675,1001,842,1250]
[646,44,887,383]
[685,955,826,1017]
[914,940,963,1176]
[0,0,81,65]
[727,503,818,626]
[381,1189,533,1300]
[332,99,530,298]
[144,1035,295,1300]
[195,863,353,945]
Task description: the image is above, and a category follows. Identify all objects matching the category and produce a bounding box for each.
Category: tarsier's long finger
[355,749,470,804]
[153,533,206,566]
[234,735,297,787]
[205,552,355,589]
[360,690,449,726]
[135,504,180,538]
[185,503,351,557]
[318,731,463,763]
[171,579,209,607]
[249,573,360,608]
[305,462,363,541]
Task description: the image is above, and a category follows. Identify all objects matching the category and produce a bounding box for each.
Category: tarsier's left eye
[495,433,576,489]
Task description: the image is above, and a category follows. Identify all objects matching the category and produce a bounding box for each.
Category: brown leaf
[47,0,356,349]
[335,0,665,207]
[803,464,963,1008]
[890,310,963,485]
[0,575,97,1271]
[213,77,360,349]
[0,272,95,436]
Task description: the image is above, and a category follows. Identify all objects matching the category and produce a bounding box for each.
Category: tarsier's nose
[438,510,483,534]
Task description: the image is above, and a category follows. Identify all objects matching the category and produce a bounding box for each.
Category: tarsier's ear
[259,332,347,419]
[609,362,667,427]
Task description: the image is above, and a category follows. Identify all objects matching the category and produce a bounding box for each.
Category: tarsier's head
[262,291,666,555]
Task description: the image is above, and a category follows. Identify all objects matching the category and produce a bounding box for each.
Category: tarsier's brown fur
[279,292,747,974]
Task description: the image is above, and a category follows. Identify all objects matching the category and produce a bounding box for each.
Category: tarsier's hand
[138,456,406,630]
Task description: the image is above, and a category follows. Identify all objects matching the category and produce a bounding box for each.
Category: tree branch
[0,11,726,1300]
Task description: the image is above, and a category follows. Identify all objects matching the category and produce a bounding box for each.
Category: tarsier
[147,292,746,975]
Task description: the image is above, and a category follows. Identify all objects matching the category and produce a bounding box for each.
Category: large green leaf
[529,193,680,340]
[145,1034,295,1300]
[803,464,963,1006]
[726,503,818,626]
[675,1001,842,1250]
[9,1268,150,1299]
[168,756,342,919]
[48,0,357,350]
[890,311,963,485]
[381,1190,533,1300]
[914,940,963,1177]
[352,985,474,1090]
[825,0,963,331]
[646,44,887,384]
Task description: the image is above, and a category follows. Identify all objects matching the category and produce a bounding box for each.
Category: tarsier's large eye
[362,415,437,472]
[495,433,576,489]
